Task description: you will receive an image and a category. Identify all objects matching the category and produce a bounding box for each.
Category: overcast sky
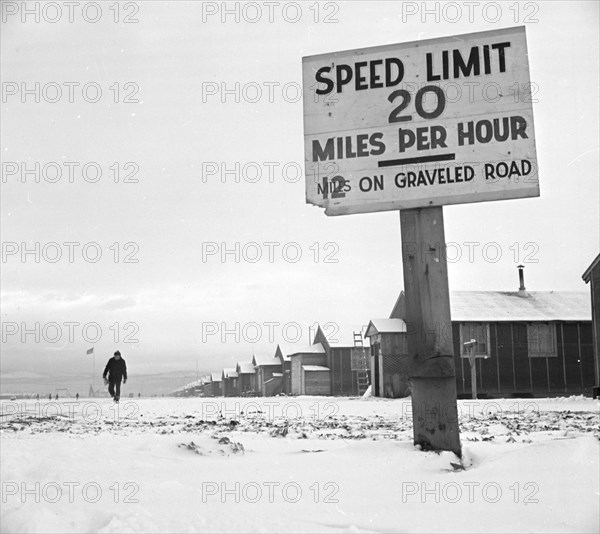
[1,1,598,381]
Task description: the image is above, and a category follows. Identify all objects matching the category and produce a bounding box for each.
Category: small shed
[209,372,222,397]
[582,253,600,397]
[302,365,331,396]
[275,342,297,394]
[236,361,256,396]
[289,343,329,395]
[364,318,409,398]
[221,368,238,397]
[252,354,281,396]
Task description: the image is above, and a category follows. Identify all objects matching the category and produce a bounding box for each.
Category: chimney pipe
[517,265,527,297]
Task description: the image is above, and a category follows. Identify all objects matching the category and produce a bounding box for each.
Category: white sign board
[302,27,538,216]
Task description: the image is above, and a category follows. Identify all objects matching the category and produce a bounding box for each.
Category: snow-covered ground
[1,396,598,533]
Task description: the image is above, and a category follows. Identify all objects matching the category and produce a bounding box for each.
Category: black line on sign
[378,154,456,167]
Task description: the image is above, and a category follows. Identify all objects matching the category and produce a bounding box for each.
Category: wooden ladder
[354,331,370,396]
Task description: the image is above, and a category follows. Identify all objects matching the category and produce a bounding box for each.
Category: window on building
[460,323,490,357]
[527,323,557,357]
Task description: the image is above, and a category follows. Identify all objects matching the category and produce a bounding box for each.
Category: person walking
[102,350,128,402]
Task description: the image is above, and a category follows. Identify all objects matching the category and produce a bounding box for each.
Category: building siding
[329,347,356,396]
[367,332,409,398]
[590,262,600,386]
[304,370,330,395]
[454,321,593,397]
[238,374,254,395]
[291,358,303,395]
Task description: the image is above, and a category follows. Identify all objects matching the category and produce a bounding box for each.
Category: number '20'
[388,85,446,123]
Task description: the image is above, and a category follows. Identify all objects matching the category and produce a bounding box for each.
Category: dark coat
[103,357,127,381]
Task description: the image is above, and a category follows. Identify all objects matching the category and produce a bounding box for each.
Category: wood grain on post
[400,207,461,457]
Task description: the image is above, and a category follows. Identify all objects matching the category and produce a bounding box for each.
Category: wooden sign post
[303,27,538,456]
[400,207,460,456]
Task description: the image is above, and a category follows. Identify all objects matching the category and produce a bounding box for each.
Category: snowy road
[1,396,598,533]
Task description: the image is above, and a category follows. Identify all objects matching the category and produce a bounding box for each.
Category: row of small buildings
[173,264,600,399]
[173,327,371,398]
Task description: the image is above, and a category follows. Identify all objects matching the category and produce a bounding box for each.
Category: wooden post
[470,355,477,400]
[400,207,461,457]
[465,340,478,400]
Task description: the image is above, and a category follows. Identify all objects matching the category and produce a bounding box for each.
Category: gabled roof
[390,291,406,320]
[210,372,222,383]
[314,324,371,348]
[222,368,238,379]
[450,291,590,322]
[365,318,407,337]
[390,290,591,323]
[288,342,325,357]
[275,342,300,362]
[302,365,330,372]
[583,254,600,283]
[236,361,255,374]
[252,354,281,367]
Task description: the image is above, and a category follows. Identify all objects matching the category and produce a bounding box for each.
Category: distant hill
[0,369,210,397]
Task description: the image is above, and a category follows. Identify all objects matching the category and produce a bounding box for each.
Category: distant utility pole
[87,347,95,396]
